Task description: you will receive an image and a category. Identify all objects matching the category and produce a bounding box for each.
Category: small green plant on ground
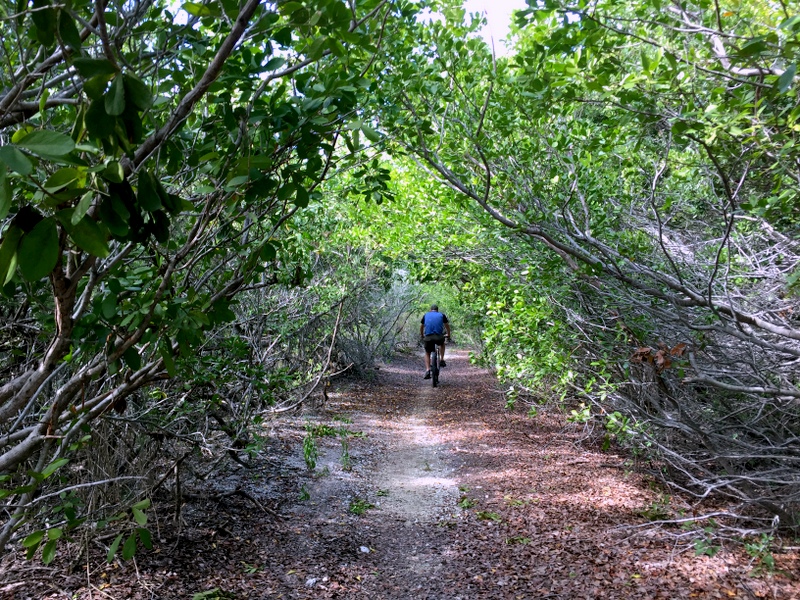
[298,485,310,501]
[339,427,365,437]
[506,536,531,545]
[307,421,365,440]
[458,496,477,509]
[692,525,721,557]
[241,562,261,574]
[504,495,526,507]
[89,498,152,565]
[638,494,671,521]
[567,403,591,424]
[303,424,319,471]
[340,438,351,471]
[476,511,502,522]
[745,534,776,574]
[376,489,389,496]
[349,498,375,515]
[602,411,640,451]
[307,423,338,437]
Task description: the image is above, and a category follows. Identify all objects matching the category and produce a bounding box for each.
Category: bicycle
[424,336,450,388]
[429,342,440,387]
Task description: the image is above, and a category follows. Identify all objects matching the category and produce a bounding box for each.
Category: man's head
[430,304,438,311]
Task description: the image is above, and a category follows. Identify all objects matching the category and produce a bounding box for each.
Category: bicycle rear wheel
[430,349,439,387]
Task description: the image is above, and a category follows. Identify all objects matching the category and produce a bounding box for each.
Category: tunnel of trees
[0,0,798,563]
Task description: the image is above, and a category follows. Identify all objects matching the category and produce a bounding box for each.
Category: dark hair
[430,304,438,310]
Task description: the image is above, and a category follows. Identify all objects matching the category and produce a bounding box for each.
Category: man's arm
[445,322,452,338]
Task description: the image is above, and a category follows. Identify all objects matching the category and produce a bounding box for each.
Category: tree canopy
[367,0,800,530]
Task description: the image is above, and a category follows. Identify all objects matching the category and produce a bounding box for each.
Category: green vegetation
[458,496,478,509]
[302,424,320,471]
[349,498,375,516]
[476,511,502,522]
[0,0,797,563]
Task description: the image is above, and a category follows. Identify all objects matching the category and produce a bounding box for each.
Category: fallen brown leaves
[1,349,797,599]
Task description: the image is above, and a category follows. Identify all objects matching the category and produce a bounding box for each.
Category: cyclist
[420,304,451,379]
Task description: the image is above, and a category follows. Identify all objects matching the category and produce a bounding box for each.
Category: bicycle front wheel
[430,350,439,387]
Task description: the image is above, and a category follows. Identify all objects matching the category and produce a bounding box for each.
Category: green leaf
[160,342,176,376]
[57,10,82,53]
[69,192,93,225]
[190,310,210,327]
[41,457,69,478]
[279,1,303,14]
[277,182,295,201]
[779,15,800,31]
[25,543,39,560]
[137,170,162,211]
[361,125,381,142]
[22,530,45,548]
[107,533,123,562]
[0,168,11,220]
[777,64,796,94]
[182,2,214,17]
[31,0,56,46]
[155,179,180,214]
[259,242,276,261]
[98,195,129,238]
[226,175,249,188]
[131,498,151,511]
[294,186,309,207]
[209,298,236,324]
[47,527,63,541]
[105,76,126,116]
[16,131,75,157]
[73,58,118,78]
[273,27,293,46]
[44,168,79,192]
[86,99,116,139]
[0,226,22,285]
[121,533,137,560]
[67,215,110,258]
[123,73,153,110]
[137,528,153,549]
[101,293,117,319]
[264,57,286,71]
[18,218,59,281]
[132,508,147,526]
[102,161,124,183]
[123,345,142,371]
[39,89,50,116]
[0,146,33,175]
[84,75,111,101]
[738,38,767,57]
[41,540,57,564]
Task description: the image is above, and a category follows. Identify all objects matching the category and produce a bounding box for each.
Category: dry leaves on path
[1,349,797,599]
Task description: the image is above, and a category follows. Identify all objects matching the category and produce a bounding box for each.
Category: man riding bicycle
[420,304,451,379]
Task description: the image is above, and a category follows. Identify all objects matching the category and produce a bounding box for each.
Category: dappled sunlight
[402,475,458,488]
[280,350,800,598]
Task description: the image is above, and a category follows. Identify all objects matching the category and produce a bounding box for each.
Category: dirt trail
[3,349,798,599]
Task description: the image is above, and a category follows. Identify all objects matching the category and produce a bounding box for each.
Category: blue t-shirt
[422,311,448,335]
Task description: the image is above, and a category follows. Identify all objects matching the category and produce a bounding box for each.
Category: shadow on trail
[5,348,796,599]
